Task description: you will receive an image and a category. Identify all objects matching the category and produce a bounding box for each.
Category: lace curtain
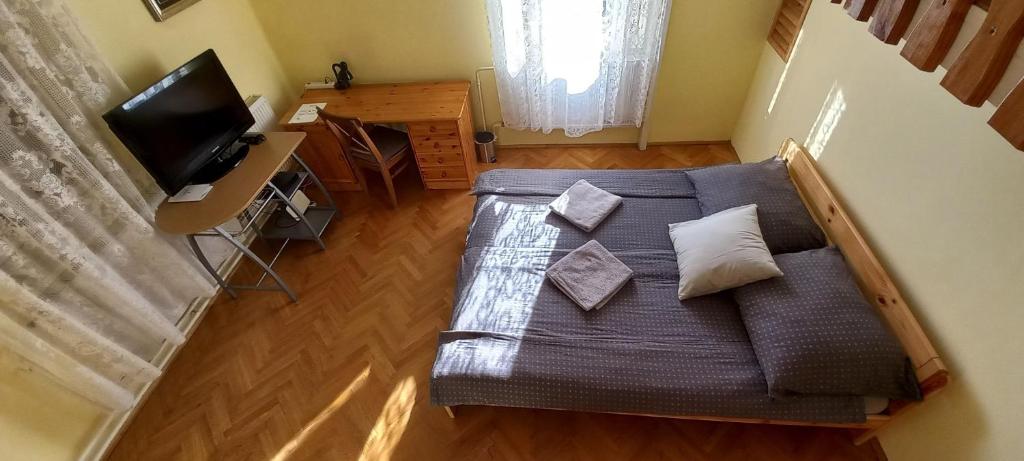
[485,0,670,137]
[0,0,214,411]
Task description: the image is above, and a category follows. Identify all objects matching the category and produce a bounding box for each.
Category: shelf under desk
[156,132,307,235]
[155,132,338,302]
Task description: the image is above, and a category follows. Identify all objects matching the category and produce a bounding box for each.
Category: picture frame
[142,0,205,22]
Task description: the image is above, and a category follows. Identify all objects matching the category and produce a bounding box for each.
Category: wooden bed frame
[444,139,949,444]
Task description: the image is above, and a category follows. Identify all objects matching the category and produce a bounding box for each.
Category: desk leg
[268,182,327,251]
[186,234,237,299]
[291,151,338,211]
[213,227,298,302]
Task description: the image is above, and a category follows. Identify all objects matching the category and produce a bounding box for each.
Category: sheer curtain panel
[485,0,671,137]
[0,0,214,410]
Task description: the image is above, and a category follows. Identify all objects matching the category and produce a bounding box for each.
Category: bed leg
[443,406,455,419]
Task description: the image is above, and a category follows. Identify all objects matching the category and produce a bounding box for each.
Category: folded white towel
[546,240,634,311]
[548,180,623,232]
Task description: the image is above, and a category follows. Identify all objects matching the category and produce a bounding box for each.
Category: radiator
[245,95,277,133]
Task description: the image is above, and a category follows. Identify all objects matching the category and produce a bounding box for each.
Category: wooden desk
[156,132,306,234]
[155,131,337,302]
[280,81,479,191]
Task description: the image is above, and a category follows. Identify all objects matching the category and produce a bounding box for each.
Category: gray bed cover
[430,169,866,423]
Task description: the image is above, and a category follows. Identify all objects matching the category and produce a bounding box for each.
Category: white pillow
[668,204,782,300]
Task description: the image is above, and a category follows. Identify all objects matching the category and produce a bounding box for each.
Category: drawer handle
[433,142,440,149]
[429,126,437,133]
[436,158,443,164]
[441,170,448,178]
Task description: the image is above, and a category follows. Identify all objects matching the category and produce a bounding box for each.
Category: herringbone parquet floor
[108,143,884,461]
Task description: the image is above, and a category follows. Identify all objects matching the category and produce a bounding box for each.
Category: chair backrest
[316,108,387,166]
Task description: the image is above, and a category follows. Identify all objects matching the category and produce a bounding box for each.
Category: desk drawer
[420,166,468,181]
[408,121,459,139]
[412,137,463,153]
[416,151,465,167]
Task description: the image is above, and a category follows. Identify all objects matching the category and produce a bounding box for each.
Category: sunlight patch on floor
[357,376,417,461]
[270,366,371,461]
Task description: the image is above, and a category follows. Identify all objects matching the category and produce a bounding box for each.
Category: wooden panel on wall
[989,79,1024,148]
[768,0,813,61]
[900,0,974,71]
[847,0,881,21]
[939,0,1024,106]
[830,0,1024,151]
[870,0,921,43]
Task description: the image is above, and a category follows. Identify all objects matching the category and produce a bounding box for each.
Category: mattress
[430,169,867,423]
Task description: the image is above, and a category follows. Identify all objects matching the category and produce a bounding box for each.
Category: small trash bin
[475,131,497,163]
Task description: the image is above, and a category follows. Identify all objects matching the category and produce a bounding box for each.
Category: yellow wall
[0,349,106,461]
[247,0,780,144]
[67,0,294,113]
[733,3,1024,460]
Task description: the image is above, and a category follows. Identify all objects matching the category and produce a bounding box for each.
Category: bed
[430,139,948,442]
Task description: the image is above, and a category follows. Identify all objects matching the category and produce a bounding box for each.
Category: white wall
[733,2,1024,460]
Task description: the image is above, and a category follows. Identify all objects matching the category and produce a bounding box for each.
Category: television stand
[155,132,337,302]
[190,142,250,185]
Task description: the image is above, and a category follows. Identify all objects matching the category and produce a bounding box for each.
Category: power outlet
[304,81,335,90]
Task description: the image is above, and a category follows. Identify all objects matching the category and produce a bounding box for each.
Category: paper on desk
[288,102,327,124]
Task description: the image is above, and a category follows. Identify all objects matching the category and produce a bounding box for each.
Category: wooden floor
[109,143,884,461]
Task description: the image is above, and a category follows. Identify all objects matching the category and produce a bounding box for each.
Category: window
[486,0,671,136]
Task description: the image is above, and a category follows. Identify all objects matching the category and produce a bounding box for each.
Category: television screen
[103,49,254,195]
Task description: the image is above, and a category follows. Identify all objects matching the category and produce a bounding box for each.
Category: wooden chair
[317,108,414,208]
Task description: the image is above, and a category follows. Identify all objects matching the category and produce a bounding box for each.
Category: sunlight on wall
[732,3,1024,459]
[357,376,417,461]
[767,30,804,116]
[805,82,847,160]
[270,366,371,461]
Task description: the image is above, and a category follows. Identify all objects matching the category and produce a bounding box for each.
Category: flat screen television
[103,49,255,196]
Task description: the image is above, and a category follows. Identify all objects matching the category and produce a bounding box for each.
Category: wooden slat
[988,77,1024,148]
[901,0,974,71]
[768,0,814,61]
[870,0,921,44]
[848,0,881,21]
[940,0,1024,106]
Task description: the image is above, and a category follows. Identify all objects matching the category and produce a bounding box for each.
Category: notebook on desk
[168,184,213,203]
[288,103,326,124]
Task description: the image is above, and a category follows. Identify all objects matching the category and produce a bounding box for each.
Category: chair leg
[381,172,399,208]
[352,165,370,196]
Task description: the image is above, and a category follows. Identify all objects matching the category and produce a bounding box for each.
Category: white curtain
[485,0,670,137]
[0,0,214,410]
